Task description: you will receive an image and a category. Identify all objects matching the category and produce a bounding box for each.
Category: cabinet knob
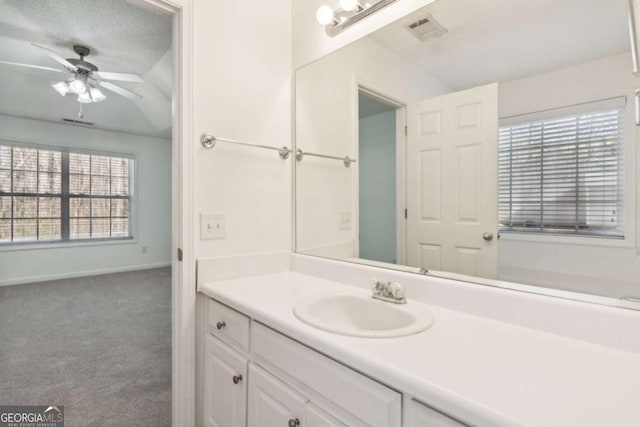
[288,418,300,427]
[216,321,226,330]
[232,374,242,384]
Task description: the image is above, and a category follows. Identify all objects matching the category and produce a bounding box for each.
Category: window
[499,98,624,238]
[0,143,134,245]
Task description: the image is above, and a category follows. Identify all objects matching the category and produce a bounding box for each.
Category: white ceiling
[0,0,172,138]
[372,0,631,90]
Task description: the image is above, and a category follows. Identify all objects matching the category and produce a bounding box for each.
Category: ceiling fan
[0,43,144,116]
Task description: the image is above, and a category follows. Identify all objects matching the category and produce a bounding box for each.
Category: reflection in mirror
[358,89,400,265]
[295,0,640,306]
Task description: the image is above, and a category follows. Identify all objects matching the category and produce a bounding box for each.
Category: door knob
[232,374,242,384]
[482,232,494,241]
[288,419,300,427]
[216,321,226,330]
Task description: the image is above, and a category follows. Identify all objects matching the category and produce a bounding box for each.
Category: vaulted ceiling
[0,0,172,138]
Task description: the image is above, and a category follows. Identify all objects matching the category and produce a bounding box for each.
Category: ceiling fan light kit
[89,86,106,103]
[68,75,87,94]
[51,81,70,96]
[52,78,106,104]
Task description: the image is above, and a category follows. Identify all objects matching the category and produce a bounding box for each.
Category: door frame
[136,1,195,426]
[352,76,407,264]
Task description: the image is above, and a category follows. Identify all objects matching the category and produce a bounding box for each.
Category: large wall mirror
[295,0,640,309]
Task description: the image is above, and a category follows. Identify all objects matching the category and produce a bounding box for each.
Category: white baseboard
[0,262,172,287]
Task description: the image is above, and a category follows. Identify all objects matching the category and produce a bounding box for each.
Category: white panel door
[248,364,307,427]
[406,83,498,279]
[203,335,248,427]
[306,403,346,427]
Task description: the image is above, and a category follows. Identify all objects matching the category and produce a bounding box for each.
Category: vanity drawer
[207,299,250,353]
[251,322,402,427]
[408,399,468,427]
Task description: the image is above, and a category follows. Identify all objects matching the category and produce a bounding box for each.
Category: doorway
[0,0,193,425]
[357,87,406,265]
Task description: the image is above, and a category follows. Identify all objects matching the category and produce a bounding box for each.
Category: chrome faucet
[371,279,407,304]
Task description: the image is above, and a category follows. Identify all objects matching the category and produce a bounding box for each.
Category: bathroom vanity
[197,254,640,427]
[201,276,478,427]
[202,298,406,427]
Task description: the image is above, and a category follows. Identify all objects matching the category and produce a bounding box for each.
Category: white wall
[0,115,171,286]
[498,52,640,298]
[193,0,292,261]
[293,0,437,68]
[295,36,449,257]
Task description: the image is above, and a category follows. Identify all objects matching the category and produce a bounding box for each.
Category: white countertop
[200,271,640,427]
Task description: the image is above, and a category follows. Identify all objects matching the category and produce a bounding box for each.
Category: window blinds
[0,145,62,242]
[0,143,133,244]
[499,99,625,237]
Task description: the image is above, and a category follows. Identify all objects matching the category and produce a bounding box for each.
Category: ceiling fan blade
[99,81,142,100]
[31,43,78,72]
[94,71,143,83]
[0,60,66,74]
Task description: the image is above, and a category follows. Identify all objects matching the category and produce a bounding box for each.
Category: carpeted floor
[0,267,172,426]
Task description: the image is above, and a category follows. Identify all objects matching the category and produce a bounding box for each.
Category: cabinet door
[248,364,307,427]
[305,403,346,427]
[203,335,248,427]
[409,399,467,427]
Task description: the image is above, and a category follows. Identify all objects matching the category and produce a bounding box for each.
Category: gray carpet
[0,267,172,426]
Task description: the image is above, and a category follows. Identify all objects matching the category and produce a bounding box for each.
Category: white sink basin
[293,294,434,338]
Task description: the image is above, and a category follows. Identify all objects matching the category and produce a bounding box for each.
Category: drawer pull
[288,418,300,427]
[232,374,243,384]
[216,321,226,330]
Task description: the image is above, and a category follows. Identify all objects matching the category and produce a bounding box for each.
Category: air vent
[405,13,447,41]
[62,118,94,126]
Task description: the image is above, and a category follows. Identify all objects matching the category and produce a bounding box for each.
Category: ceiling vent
[405,13,447,41]
[62,118,95,126]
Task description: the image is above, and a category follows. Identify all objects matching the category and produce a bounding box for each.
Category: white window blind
[499,99,625,238]
[0,145,62,242]
[68,153,132,240]
[0,143,134,245]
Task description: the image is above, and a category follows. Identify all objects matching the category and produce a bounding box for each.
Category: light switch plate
[200,213,226,240]
[339,211,352,230]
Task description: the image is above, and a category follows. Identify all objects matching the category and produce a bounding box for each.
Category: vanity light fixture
[340,0,365,12]
[316,0,399,37]
[316,5,340,25]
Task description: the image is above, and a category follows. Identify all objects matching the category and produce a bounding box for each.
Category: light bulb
[339,0,359,11]
[89,87,106,103]
[77,91,92,104]
[51,81,69,96]
[316,5,335,25]
[69,79,86,94]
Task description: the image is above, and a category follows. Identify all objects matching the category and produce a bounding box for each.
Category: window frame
[498,96,636,248]
[0,140,136,249]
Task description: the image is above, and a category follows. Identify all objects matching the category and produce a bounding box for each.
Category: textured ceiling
[371,0,630,91]
[0,0,172,138]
